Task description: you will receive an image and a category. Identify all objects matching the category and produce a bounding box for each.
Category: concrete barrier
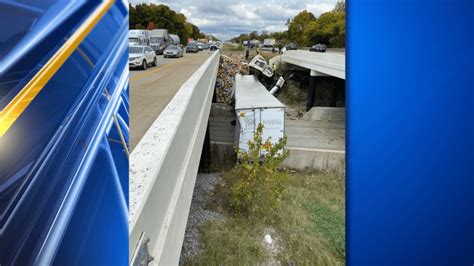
[129,51,220,265]
[283,107,345,172]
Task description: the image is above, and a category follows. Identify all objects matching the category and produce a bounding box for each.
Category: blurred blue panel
[0,1,129,264]
[347,0,473,265]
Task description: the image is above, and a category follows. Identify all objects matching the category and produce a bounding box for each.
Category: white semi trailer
[169,34,180,45]
[263,38,276,47]
[234,74,286,155]
[129,30,150,46]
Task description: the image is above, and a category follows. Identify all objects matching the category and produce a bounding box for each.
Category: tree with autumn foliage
[229,1,345,48]
[129,3,207,44]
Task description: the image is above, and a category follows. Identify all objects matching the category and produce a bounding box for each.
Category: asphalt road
[130,51,214,150]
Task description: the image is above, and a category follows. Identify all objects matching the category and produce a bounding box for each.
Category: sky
[129,0,339,41]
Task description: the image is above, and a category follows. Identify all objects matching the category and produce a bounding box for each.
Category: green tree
[287,10,316,45]
[303,6,345,47]
[228,2,345,48]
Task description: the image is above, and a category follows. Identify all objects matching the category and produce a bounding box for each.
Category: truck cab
[149,29,169,55]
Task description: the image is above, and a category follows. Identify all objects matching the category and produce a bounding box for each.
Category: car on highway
[285,43,298,50]
[163,45,184,58]
[186,43,199,53]
[129,45,157,70]
[203,43,210,50]
[310,44,327,52]
[196,43,204,51]
[210,44,219,51]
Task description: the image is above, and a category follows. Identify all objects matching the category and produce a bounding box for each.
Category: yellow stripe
[0,1,114,137]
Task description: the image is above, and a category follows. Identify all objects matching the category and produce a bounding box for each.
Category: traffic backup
[129,45,157,70]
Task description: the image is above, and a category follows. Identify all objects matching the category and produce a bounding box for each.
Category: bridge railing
[129,51,220,265]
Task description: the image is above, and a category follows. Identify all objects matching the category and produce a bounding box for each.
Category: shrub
[217,123,289,217]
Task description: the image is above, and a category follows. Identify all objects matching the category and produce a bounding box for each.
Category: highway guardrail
[129,51,220,265]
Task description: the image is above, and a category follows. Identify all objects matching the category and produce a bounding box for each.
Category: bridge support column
[330,78,345,107]
[307,70,316,111]
[307,70,326,111]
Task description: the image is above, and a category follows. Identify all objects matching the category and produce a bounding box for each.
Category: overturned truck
[234,74,286,155]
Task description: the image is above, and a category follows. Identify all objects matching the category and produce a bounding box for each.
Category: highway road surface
[130,51,214,150]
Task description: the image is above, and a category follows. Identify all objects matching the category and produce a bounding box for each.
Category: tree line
[230,1,345,48]
[129,3,215,44]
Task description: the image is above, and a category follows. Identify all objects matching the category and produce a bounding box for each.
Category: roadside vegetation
[221,43,245,52]
[229,1,345,48]
[185,169,345,265]
[129,3,217,44]
[183,125,345,265]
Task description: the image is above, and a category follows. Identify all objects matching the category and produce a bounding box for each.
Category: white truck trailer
[169,34,180,45]
[263,38,276,47]
[129,29,150,46]
[234,74,286,155]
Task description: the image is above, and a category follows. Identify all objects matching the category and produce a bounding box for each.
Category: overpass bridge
[129,50,346,265]
[279,50,345,111]
[282,50,345,80]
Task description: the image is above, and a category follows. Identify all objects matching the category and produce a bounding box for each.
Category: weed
[216,124,289,216]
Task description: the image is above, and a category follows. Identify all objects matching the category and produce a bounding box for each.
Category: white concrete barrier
[129,51,220,265]
[282,50,345,79]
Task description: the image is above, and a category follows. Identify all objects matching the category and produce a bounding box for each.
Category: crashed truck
[247,54,284,93]
[234,74,286,156]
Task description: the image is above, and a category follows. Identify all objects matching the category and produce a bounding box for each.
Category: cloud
[129,0,339,40]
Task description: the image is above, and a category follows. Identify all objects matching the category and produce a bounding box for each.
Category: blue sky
[129,0,339,40]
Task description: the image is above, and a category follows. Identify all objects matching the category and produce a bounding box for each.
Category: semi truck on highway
[263,38,276,47]
[149,29,169,55]
[129,29,150,46]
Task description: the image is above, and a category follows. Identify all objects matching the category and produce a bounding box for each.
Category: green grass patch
[222,43,245,51]
[186,170,345,265]
[184,218,268,265]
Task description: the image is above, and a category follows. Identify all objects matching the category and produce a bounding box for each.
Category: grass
[221,43,245,52]
[184,169,345,265]
[259,51,277,62]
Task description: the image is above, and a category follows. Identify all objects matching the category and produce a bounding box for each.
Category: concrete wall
[283,107,345,173]
[303,107,345,122]
[283,147,345,173]
[129,51,220,265]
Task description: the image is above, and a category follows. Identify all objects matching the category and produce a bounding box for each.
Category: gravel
[179,173,223,263]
